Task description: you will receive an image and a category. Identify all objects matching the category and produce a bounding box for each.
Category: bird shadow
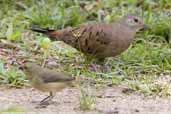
[30,100,59,109]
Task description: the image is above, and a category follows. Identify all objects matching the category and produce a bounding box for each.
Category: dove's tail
[30,27,77,46]
[31,27,56,34]
[30,27,63,41]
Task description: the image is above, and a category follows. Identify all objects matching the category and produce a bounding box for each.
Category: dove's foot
[89,64,101,72]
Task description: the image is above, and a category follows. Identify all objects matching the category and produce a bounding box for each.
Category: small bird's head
[20,63,40,79]
[24,63,34,71]
[121,14,148,32]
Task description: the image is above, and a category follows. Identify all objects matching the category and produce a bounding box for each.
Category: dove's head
[121,14,148,32]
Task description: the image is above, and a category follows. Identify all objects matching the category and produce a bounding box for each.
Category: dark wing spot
[75,39,78,43]
[102,39,108,45]
[96,39,100,42]
[85,39,88,46]
[89,26,93,30]
[87,47,91,53]
[103,42,108,45]
[74,39,79,48]
[87,47,90,51]
[82,28,87,35]
[88,26,93,39]
[89,31,92,39]
[96,31,99,36]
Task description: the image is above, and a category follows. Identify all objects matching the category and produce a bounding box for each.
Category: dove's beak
[139,24,150,31]
[143,24,150,30]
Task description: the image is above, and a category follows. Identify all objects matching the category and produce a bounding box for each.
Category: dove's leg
[83,55,101,72]
[84,55,109,72]
[100,61,111,72]
[98,58,111,72]
[89,58,110,72]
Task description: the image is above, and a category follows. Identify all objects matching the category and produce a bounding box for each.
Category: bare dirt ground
[0,86,171,114]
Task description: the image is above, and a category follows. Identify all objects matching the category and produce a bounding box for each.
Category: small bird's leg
[36,92,54,108]
[40,92,54,104]
[40,96,51,104]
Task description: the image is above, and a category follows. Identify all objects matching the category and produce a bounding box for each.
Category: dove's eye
[127,18,139,26]
[134,18,138,22]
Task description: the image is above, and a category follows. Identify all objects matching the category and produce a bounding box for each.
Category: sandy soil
[0,86,171,114]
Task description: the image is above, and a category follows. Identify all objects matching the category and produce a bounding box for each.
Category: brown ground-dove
[23,63,75,106]
[31,14,147,61]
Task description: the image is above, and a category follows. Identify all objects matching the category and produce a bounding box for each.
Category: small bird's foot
[36,97,52,108]
[40,101,50,105]
[36,101,50,108]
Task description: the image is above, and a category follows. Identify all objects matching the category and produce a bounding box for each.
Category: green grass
[0,105,26,114]
[0,0,171,96]
[79,86,95,110]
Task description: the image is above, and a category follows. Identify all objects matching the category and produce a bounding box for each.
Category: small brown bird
[31,14,148,60]
[24,63,75,105]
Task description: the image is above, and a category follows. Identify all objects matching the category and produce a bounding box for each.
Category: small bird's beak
[18,66,24,70]
[18,65,27,71]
